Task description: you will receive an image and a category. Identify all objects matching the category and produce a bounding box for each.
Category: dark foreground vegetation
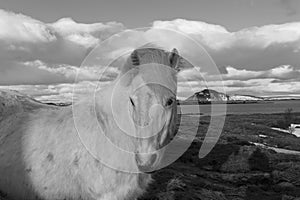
[140,113,300,200]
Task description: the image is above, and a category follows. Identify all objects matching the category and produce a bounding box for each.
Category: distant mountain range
[182,89,299,104]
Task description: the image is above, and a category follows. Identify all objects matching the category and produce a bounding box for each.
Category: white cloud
[50,18,124,48]
[0,9,124,68]
[222,65,300,81]
[0,10,56,43]
[0,9,300,99]
[176,65,300,98]
[0,9,124,85]
[0,9,124,46]
[152,19,300,51]
[177,65,300,83]
[152,19,233,50]
[23,60,120,83]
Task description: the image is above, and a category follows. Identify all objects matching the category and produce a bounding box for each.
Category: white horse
[0,45,180,200]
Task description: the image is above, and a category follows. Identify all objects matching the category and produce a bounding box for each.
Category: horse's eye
[129,97,135,107]
[165,98,174,107]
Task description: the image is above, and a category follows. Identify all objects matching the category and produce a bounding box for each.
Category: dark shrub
[248,148,271,172]
[276,108,294,129]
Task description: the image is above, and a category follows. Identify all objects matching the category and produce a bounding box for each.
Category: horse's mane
[139,42,164,49]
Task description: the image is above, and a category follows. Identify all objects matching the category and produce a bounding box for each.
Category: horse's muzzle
[135,153,157,173]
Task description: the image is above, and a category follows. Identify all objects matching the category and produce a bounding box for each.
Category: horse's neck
[71,89,137,171]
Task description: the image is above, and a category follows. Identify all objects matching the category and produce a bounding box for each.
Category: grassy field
[140,112,300,200]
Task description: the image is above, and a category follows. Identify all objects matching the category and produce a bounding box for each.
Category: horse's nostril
[136,153,157,173]
[150,153,157,165]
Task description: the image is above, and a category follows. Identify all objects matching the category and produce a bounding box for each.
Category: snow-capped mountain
[228,95,264,101]
[184,89,265,103]
[185,89,229,102]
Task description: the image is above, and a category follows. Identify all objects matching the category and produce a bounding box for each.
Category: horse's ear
[131,50,140,66]
[169,48,180,70]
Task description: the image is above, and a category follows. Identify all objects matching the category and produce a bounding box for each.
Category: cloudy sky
[0,0,300,102]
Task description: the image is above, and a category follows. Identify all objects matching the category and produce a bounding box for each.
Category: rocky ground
[140,114,300,200]
[140,141,300,200]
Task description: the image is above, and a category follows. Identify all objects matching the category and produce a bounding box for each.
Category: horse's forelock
[120,44,177,89]
[121,44,167,73]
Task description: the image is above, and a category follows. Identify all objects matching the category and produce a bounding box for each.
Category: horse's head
[113,46,180,172]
